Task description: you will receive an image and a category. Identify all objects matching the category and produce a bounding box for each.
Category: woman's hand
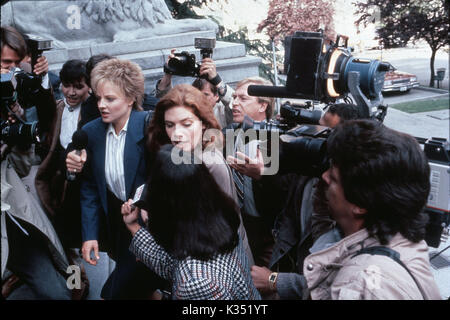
[81,240,99,266]
[66,149,87,173]
[121,199,142,236]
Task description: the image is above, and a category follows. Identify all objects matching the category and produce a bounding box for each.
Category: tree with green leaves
[354,0,449,87]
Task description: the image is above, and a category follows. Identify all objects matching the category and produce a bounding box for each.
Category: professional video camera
[249,30,389,118]
[164,37,216,77]
[1,71,39,148]
[243,30,390,176]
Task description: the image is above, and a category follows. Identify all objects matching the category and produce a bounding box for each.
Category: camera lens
[1,121,39,145]
[279,135,328,176]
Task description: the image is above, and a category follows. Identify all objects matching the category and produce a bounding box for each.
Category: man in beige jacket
[302,119,441,300]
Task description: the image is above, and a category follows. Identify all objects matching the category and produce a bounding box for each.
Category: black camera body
[241,112,330,177]
[1,71,40,148]
[0,119,39,147]
[164,37,216,78]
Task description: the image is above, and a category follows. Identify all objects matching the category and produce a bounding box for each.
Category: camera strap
[351,246,427,299]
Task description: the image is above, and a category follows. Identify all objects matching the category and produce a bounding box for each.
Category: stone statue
[1,0,218,48]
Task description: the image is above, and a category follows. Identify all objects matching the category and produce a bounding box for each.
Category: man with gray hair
[225,76,278,267]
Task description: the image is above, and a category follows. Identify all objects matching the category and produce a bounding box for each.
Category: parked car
[382,62,420,93]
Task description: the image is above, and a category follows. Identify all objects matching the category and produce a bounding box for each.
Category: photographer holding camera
[1,26,89,300]
[1,26,56,152]
[155,45,234,129]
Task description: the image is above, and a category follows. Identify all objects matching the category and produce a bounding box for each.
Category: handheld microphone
[66,129,88,181]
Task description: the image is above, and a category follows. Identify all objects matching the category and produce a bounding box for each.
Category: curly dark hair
[327,119,430,244]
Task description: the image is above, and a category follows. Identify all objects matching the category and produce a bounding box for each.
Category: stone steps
[46,30,261,90]
[45,30,217,63]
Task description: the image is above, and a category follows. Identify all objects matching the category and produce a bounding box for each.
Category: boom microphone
[66,129,88,181]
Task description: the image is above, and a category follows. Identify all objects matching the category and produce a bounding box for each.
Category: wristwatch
[268,272,278,291]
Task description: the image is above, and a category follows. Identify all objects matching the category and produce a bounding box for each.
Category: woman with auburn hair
[146,84,254,265]
[121,145,260,299]
[76,58,166,299]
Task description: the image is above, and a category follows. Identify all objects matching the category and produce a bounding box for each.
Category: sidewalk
[383,106,449,140]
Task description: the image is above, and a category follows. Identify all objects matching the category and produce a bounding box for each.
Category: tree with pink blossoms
[257,0,336,43]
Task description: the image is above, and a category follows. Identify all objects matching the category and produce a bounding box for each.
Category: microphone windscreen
[71,129,88,150]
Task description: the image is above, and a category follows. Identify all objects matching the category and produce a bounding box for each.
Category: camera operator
[1,26,56,152]
[255,120,441,300]
[154,49,233,128]
[250,103,364,299]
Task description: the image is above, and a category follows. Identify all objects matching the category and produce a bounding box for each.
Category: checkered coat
[130,228,261,300]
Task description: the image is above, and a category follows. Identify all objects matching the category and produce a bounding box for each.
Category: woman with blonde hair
[77,58,165,299]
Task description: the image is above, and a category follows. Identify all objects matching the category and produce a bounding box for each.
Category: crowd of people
[1,25,442,300]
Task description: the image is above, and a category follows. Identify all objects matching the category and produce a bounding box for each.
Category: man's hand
[6,101,24,123]
[199,58,218,82]
[66,149,87,174]
[81,240,99,266]
[251,266,275,294]
[33,56,48,76]
[227,148,264,180]
[121,199,142,236]
[158,49,176,92]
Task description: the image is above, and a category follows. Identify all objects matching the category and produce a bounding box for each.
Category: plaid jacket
[130,228,261,300]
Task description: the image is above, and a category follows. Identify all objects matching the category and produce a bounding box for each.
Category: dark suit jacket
[80,110,148,242]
